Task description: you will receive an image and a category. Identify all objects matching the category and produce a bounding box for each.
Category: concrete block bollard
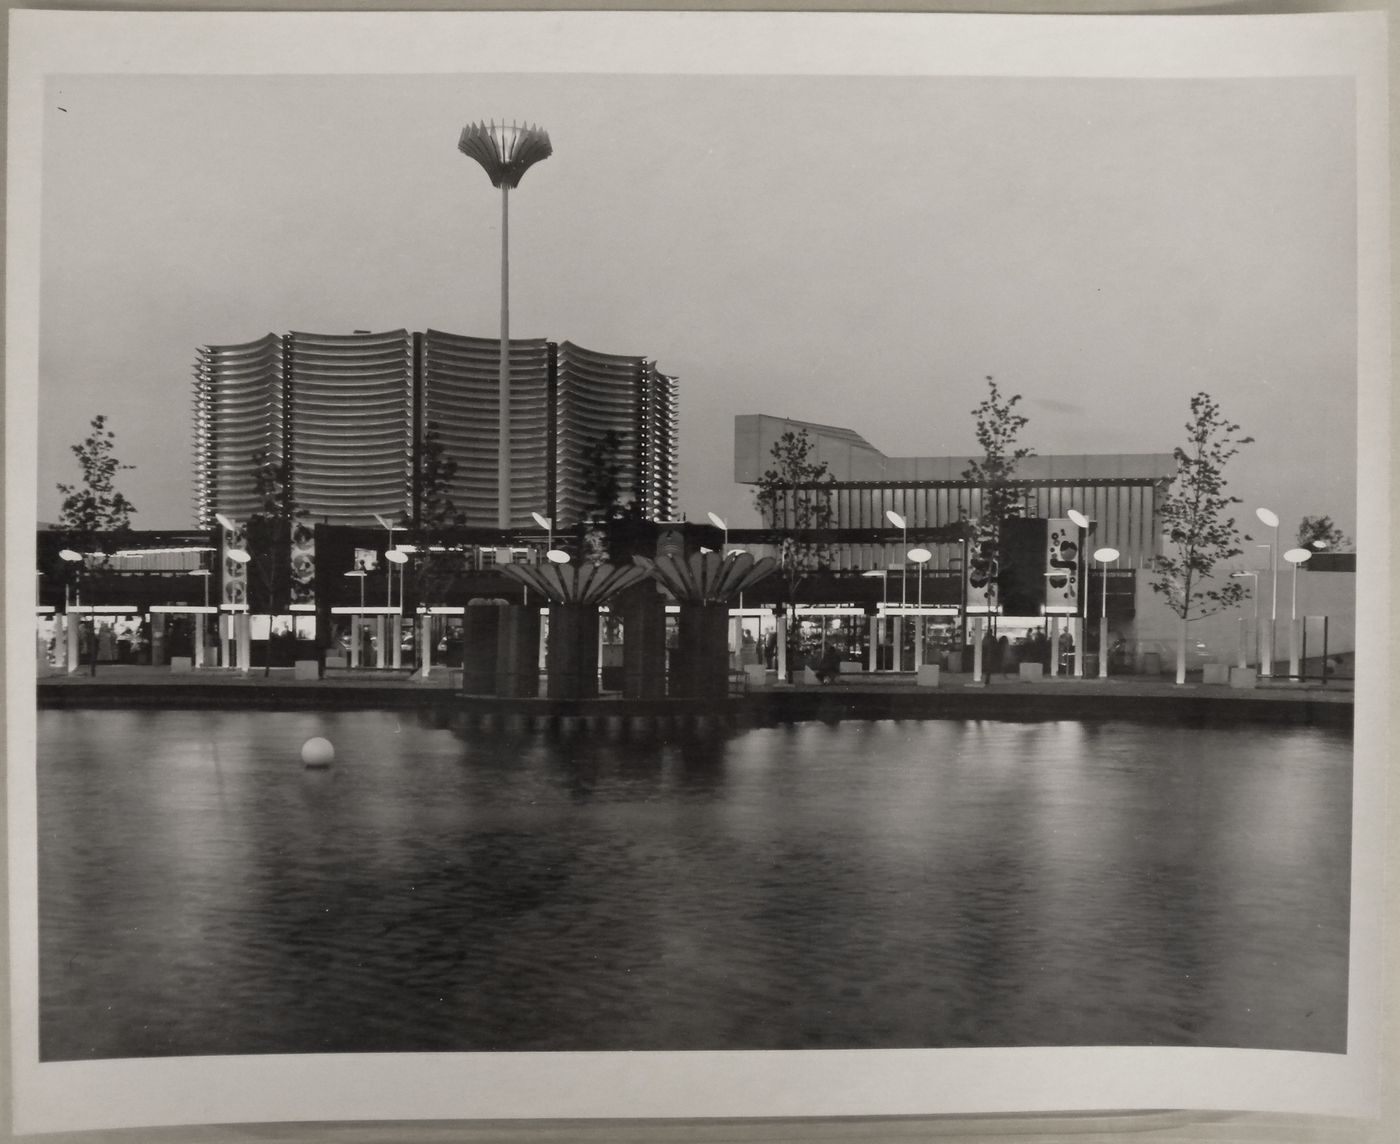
[1229,667,1258,689]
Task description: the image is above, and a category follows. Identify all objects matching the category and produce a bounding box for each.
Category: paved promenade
[36,662,1353,700]
[35,664,1353,730]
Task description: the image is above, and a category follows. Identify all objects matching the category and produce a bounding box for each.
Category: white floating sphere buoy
[301,736,335,768]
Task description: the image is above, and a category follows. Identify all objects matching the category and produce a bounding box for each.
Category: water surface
[38,709,1352,1059]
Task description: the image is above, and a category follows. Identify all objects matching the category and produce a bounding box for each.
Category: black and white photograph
[5,8,1389,1137]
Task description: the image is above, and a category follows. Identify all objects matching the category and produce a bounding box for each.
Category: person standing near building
[1031,627,1050,671]
[999,634,1015,678]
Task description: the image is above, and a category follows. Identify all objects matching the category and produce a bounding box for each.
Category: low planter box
[838,661,864,674]
[744,664,768,689]
[294,659,321,681]
[917,664,941,688]
[1202,663,1230,685]
[1229,667,1258,689]
[169,656,193,674]
[1018,663,1044,681]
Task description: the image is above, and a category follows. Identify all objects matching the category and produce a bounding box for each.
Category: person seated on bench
[814,644,843,685]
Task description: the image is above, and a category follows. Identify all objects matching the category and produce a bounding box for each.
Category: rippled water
[37,709,1351,1060]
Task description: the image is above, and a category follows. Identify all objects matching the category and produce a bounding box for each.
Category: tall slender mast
[458,121,552,531]
[500,184,510,529]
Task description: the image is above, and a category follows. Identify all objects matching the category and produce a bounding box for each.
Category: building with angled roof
[735,413,1176,572]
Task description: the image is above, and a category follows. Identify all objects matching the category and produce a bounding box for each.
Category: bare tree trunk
[1176,612,1188,685]
[776,612,788,682]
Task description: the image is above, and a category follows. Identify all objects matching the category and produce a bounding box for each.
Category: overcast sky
[38,71,1357,549]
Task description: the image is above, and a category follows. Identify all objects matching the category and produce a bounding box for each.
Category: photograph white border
[6,9,1389,1135]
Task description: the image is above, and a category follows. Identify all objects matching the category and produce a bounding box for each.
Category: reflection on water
[37,710,1351,1059]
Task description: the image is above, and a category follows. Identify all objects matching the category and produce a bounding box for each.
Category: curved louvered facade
[420,331,555,528]
[192,334,286,528]
[194,329,679,531]
[556,341,679,524]
[641,362,680,521]
[284,331,414,525]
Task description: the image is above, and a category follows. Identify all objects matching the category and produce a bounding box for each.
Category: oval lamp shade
[385,550,409,564]
[885,509,906,529]
[706,512,727,531]
[1067,509,1090,529]
[1283,548,1312,564]
[1255,507,1279,528]
[546,550,571,564]
[907,547,933,563]
[1093,547,1120,563]
[531,512,552,530]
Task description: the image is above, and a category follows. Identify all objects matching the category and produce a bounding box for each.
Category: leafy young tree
[246,448,299,676]
[960,376,1034,642]
[251,447,295,518]
[406,424,468,622]
[752,428,836,678]
[1295,515,1352,553]
[56,415,137,675]
[418,425,465,533]
[1149,392,1254,684]
[580,430,625,520]
[578,430,627,565]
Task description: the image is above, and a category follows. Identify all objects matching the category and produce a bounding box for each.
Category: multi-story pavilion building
[193,330,679,529]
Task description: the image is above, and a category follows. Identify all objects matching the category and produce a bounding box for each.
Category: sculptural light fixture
[459,121,553,530]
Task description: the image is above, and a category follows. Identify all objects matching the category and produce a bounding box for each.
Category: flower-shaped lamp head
[458,121,553,189]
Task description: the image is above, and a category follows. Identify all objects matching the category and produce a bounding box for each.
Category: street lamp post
[59,549,84,675]
[373,514,399,609]
[861,568,887,671]
[1255,507,1279,678]
[706,512,728,551]
[886,509,907,670]
[1283,547,1312,679]
[1229,570,1260,669]
[1067,509,1091,678]
[532,511,554,564]
[707,513,745,661]
[189,568,212,669]
[908,547,932,670]
[386,549,409,669]
[226,548,252,673]
[374,515,401,668]
[343,569,368,669]
[1093,546,1119,679]
[459,121,553,531]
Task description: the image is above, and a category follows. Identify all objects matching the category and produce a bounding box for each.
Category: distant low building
[732,414,1354,674]
[735,413,1176,570]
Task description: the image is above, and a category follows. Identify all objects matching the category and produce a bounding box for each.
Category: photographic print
[6,9,1388,1135]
